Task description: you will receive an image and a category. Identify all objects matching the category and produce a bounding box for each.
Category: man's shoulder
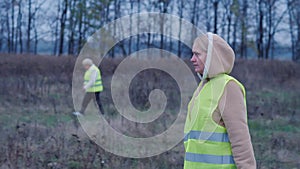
[91,65,100,71]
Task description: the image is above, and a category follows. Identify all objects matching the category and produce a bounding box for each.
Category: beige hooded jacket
[192,33,256,169]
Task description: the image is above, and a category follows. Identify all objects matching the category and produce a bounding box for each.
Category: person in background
[184,32,256,169]
[73,58,104,116]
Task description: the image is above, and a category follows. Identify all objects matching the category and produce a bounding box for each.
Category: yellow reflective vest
[84,65,103,92]
[184,74,246,169]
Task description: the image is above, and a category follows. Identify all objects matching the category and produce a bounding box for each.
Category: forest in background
[0,0,300,60]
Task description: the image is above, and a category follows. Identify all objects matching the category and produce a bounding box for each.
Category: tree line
[0,0,299,61]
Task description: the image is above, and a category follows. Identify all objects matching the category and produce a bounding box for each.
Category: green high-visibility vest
[184,74,246,169]
[84,65,103,92]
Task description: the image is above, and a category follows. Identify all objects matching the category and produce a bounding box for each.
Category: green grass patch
[249,118,300,135]
[248,88,299,107]
[0,110,73,129]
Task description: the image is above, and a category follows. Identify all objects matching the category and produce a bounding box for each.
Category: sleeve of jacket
[219,81,256,169]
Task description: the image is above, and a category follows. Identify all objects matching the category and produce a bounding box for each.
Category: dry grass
[0,54,299,168]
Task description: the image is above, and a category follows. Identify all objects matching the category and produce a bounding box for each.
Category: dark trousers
[80,92,104,114]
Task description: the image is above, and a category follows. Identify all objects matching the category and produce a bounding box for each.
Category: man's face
[190,50,207,74]
[83,64,90,70]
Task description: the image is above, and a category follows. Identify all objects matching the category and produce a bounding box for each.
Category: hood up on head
[192,33,235,80]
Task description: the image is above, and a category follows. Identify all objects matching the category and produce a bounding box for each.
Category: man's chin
[195,69,203,75]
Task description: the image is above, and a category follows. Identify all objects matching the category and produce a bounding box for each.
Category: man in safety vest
[73,58,104,116]
[184,33,256,169]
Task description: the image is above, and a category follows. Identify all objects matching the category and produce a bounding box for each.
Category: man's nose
[190,55,196,62]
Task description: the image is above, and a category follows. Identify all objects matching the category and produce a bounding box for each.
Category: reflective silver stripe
[185,152,235,164]
[184,131,229,142]
[84,80,102,82]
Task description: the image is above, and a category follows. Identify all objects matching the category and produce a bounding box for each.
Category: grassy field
[0,54,299,168]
